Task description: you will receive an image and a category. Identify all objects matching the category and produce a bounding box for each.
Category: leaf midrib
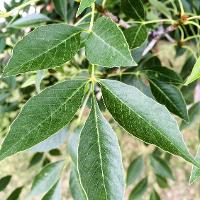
[127,0,144,20]
[93,102,108,200]
[101,81,188,158]
[0,81,85,158]
[91,30,132,64]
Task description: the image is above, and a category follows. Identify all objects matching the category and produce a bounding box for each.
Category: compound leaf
[100,79,199,167]
[0,80,86,160]
[78,97,125,200]
[85,16,136,67]
[3,24,82,76]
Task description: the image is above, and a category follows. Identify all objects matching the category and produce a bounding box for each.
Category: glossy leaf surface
[100,79,198,166]
[3,24,82,76]
[85,17,136,67]
[78,98,125,200]
[0,80,86,160]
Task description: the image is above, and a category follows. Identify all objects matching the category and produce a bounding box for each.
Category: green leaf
[122,74,154,98]
[121,0,145,20]
[42,181,61,200]
[0,38,6,53]
[28,160,65,198]
[28,152,43,168]
[180,102,200,130]
[68,130,81,164]
[128,178,148,200]
[190,146,200,184]
[30,128,68,152]
[150,154,174,179]
[77,0,95,16]
[141,66,183,85]
[6,187,23,200]
[149,79,189,121]
[150,189,161,200]
[149,0,171,18]
[3,24,82,77]
[78,97,125,200]
[124,25,147,49]
[85,16,136,67]
[0,80,86,160]
[53,0,67,21]
[70,165,87,200]
[156,175,169,188]
[0,175,12,191]
[185,56,200,85]
[126,155,144,186]
[100,79,199,167]
[9,14,51,28]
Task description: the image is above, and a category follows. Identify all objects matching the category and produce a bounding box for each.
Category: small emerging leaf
[85,16,136,67]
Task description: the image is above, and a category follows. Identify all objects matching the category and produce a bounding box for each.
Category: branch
[142,24,177,56]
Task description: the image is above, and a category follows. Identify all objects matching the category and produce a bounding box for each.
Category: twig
[142,25,177,56]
